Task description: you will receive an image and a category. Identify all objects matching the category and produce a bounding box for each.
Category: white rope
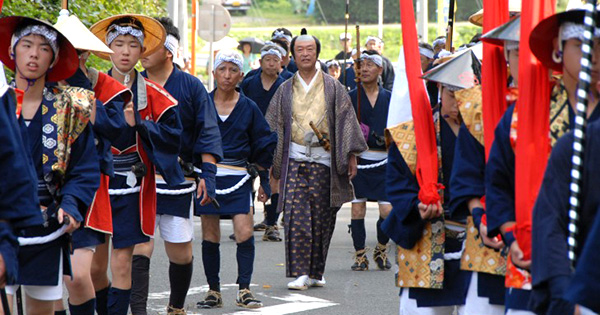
[216,174,252,195]
[156,182,197,196]
[108,186,141,196]
[18,225,67,246]
[443,236,466,260]
[357,158,387,169]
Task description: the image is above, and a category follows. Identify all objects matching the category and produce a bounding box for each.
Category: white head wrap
[214,50,243,71]
[437,49,452,59]
[106,24,144,46]
[560,22,600,43]
[164,34,179,57]
[260,46,283,60]
[326,60,341,68]
[433,37,446,48]
[442,83,462,92]
[419,47,435,59]
[360,52,383,68]
[11,24,59,57]
[504,40,519,52]
[272,30,292,43]
[365,36,383,47]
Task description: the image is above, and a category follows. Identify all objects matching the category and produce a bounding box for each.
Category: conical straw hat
[90,14,165,60]
[55,14,113,55]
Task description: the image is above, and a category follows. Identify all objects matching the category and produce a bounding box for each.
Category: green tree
[2,0,168,72]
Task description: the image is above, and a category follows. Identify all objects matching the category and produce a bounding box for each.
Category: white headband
[11,25,59,57]
[504,40,519,52]
[214,50,243,71]
[433,38,446,48]
[560,22,600,42]
[164,34,179,57]
[419,47,435,59]
[365,36,383,46]
[106,24,144,46]
[442,83,462,92]
[326,60,340,68]
[272,30,292,43]
[360,53,383,67]
[260,48,282,59]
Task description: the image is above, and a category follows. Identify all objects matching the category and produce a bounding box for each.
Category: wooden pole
[62,0,68,10]
[191,0,197,76]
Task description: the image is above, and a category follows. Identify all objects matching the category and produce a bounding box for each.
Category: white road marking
[222,293,338,315]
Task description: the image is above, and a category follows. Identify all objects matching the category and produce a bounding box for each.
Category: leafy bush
[2,0,168,74]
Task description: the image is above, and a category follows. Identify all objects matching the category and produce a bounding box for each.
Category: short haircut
[155,17,180,40]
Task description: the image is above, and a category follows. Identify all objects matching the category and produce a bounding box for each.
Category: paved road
[146,202,399,314]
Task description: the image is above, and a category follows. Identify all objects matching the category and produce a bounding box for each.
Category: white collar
[297,68,321,93]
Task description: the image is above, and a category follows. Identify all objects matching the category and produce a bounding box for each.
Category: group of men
[0,8,368,315]
[2,1,600,315]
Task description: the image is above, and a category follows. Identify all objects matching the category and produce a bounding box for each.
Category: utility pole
[378,0,383,38]
[416,0,428,43]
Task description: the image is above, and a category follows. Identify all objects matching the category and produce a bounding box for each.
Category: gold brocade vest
[503,79,569,289]
[290,73,329,145]
[454,85,508,276]
[385,115,448,289]
[509,79,570,150]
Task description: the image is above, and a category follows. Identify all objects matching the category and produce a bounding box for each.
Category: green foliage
[317,0,400,24]
[228,22,479,62]
[315,0,486,24]
[2,0,168,73]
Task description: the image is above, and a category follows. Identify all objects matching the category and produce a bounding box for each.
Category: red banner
[399,0,442,205]
[514,0,555,260]
[482,0,509,160]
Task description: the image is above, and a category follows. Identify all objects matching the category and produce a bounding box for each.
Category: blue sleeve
[248,103,277,168]
[565,203,600,313]
[485,105,516,236]
[448,124,485,214]
[93,97,127,176]
[0,92,43,228]
[193,85,223,166]
[135,107,185,186]
[93,97,127,143]
[530,131,575,314]
[381,142,425,249]
[59,124,101,222]
[240,76,251,96]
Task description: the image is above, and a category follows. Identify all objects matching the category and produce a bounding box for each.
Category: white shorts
[505,310,536,315]
[351,198,391,205]
[459,273,505,315]
[400,288,457,315]
[6,254,63,301]
[156,213,194,243]
[580,306,599,315]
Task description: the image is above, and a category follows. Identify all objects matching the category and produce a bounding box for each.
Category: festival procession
[0,0,600,314]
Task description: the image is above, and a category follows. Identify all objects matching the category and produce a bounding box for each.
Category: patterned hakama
[283,160,338,279]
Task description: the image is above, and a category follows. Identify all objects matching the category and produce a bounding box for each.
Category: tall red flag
[482,0,509,160]
[514,0,555,260]
[399,0,442,204]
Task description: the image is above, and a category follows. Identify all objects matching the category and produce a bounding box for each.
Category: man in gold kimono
[266,29,367,291]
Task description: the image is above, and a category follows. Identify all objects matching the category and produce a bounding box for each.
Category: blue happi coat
[195,92,276,216]
[349,85,390,201]
[531,119,600,315]
[17,85,99,285]
[0,89,44,284]
[141,65,223,218]
[240,69,285,115]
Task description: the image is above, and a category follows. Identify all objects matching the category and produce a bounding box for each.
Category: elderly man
[266,29,367,290]
[365,36,395,90]
[334,32,353,60]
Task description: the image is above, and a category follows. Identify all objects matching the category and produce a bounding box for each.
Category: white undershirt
[297,68,321,93]
[218,114,229,122]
